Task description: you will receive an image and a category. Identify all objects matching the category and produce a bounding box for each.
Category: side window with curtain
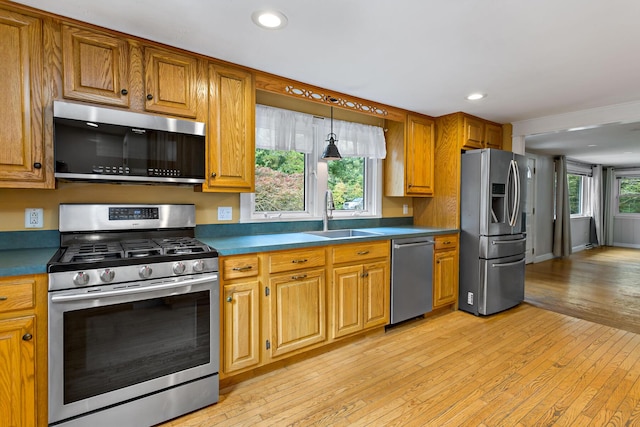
[566,160,593,217]
[618,176,640,214]
[240,104,386,222]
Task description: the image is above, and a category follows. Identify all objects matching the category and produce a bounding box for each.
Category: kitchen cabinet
[221,254,261,375]
[384,113,435,197]
[433,234,459,309]
[266,248,326,358]
[143,46,199,118]
[461,113,503,150]
[205,62,255,192]
[60,23,201,118]
[0,274,47,427]
[0,8,51,189]
[61,23,130,107]
[330,241,390,339]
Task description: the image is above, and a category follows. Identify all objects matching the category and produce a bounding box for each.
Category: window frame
[240,130,382,223]
[615,175,640,217]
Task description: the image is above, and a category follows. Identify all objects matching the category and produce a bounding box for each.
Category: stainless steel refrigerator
[459,148,527,315]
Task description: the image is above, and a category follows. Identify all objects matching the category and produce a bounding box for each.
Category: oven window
[63,291,210,404]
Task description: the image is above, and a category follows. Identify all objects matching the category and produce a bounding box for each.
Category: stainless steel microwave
[53,101,206,185]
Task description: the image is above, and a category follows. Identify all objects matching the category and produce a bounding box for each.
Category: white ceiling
[14,0,640,166]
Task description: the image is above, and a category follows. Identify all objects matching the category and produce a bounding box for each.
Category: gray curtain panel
[553,155,572,257]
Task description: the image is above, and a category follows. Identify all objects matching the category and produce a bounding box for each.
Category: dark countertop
[0,226,458,277]
[199,226,458,256]
[0,247,59,277]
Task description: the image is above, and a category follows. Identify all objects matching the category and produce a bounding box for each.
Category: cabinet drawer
[269,248,325,274]
[332,241,389,264]
[435,234,458,251]
[0,281,35,313]
[222,255,259,280]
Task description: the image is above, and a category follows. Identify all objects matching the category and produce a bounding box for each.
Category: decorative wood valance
[255,71,407,123]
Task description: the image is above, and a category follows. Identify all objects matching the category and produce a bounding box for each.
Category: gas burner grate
[61,242,124,263]
[121,239,163,258]
[153,237,210,255]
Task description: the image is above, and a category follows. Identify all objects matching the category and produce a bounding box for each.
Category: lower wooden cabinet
[433,234,459,308]
[0,274,46,427]
[223,280,260,373]
[330,241,390,339]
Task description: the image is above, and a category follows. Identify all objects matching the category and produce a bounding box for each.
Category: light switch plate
[25,208,44,228]
[218,207,232,221]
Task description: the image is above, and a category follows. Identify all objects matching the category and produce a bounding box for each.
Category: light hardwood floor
[161,246,640,426]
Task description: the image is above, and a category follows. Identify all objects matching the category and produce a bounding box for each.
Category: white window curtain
[319,118,387,159]
[255,104,315,153]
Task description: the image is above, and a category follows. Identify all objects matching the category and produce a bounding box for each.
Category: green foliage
[328,158,364,209]
[619,177,640,214]
[567,174,582,215]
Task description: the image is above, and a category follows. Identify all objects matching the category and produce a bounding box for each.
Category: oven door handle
[49,274,217,303]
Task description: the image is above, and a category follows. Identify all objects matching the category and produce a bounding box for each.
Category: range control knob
[139,265,153,279]
[100,269,115,282]
[73,272,90,286]
[192,260,205,272]
[173,261,186,275]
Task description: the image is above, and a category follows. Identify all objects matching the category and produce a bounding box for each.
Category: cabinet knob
[0,296,7,301]
[211,172,217,178]
[121,89,128,95]
[226,296,233,303]
[147,94,153,100]
[22,333,33,341]
[33,162,42,169]
[436,260,441,264]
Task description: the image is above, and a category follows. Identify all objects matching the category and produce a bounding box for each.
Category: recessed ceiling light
[252,10,288,29]
[466,93,486,101]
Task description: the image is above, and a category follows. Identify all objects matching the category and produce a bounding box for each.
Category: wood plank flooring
[160,246,640,426]
[525,246,640,334]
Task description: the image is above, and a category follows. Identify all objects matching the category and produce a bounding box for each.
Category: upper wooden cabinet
[61,24,201,118]
[0,8,51,189]
[385,113,435,197]
[460,113,503,150]
[61,24,130,107]
[204,62,255,192]
[143,46,199,118]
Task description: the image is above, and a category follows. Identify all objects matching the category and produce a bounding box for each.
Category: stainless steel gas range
[47,204,219,427]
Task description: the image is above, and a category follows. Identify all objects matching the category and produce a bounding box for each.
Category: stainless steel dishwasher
[390,236,435,325]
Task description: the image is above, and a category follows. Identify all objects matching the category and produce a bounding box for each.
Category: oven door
[48,273,219,424]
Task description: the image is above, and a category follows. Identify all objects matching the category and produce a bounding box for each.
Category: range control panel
[109,207,160,221]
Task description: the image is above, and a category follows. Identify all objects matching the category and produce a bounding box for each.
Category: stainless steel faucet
[323,189,334,231]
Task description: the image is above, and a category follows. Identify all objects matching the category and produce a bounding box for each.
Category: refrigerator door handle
[491,237,527,244]
[514,159,521,226]
[508,159,520,227]
[491,259,525,268]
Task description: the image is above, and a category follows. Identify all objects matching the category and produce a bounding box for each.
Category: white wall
[613,217,640,248]
[530,154,555,262]
[571,216,592,251]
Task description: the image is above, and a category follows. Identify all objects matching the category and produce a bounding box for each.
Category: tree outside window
[618,177,640,214]
[567,174,583,215]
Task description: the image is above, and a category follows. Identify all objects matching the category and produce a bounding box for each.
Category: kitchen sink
[303,229,383,239]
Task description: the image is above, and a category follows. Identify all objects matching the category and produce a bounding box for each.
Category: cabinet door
[268,269,325,357]
[363,261,389,329]
[405,114,435,196]
[223,281,260,374]
[332,265,363,339]
[61,24,130,107]
[433,249,458,308]
[462,116,484,150]
[144,46,198,118]
[484,123,503,149]
[0,10,47,188]
[0,315,36,427]
[206,63,255,192]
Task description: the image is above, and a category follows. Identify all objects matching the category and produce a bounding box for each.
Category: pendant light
[322,106,341,160]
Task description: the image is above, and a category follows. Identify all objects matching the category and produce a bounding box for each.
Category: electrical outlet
[217,207,232,221]
[467,292,474,305]
[25,208,44,228]
[403,204,408,215]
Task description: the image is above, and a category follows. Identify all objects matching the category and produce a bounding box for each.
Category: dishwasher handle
[393,240,435,249]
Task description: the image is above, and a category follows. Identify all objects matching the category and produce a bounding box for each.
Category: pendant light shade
[322,107,341,160]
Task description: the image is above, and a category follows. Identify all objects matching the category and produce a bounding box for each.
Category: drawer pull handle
[357,251,370,255]
[232,266,253,272]
[443,241,451,244]
[22,333,33,341]
[291,274,307,280]
[0,296,7,301]
[292,259,308,264]
[361,272,369,278]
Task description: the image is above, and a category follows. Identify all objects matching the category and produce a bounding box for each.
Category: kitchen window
[240,105,385,222]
